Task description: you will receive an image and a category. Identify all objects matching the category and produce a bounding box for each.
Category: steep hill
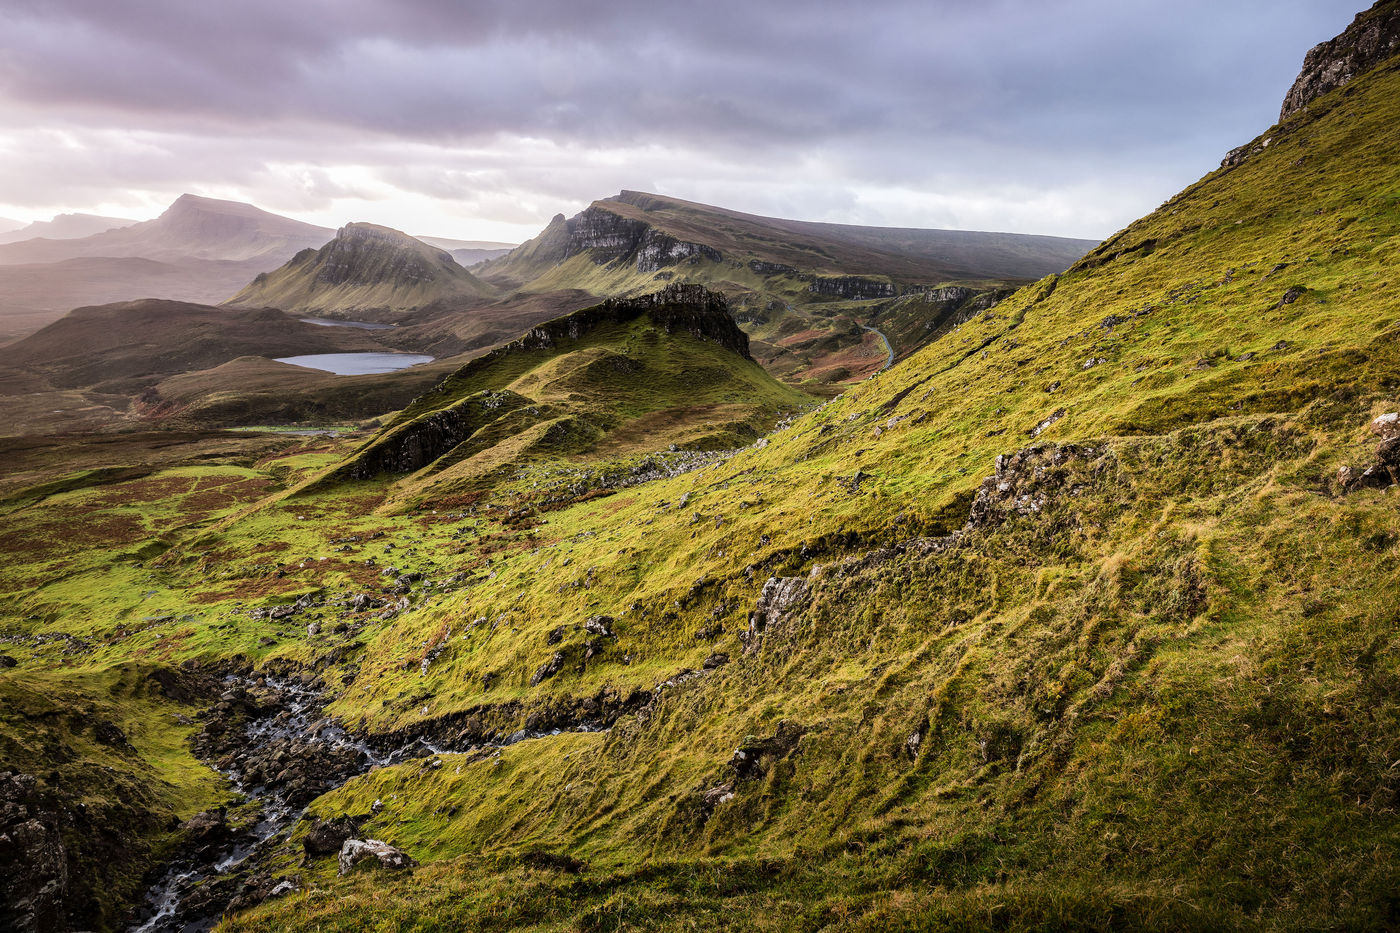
[224,223,496,316]
[317,283,809,503]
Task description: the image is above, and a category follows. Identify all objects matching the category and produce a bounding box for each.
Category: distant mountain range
[0,194,332,266]
[0,212,137,246]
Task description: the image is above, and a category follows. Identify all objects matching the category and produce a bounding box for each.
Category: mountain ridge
[224,221,496,316]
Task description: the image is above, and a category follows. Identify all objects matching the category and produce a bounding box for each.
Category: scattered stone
[1028,408,1066,438]
[530,652,565,686]
[1370,412,1400,440]
[702,651,730,670]
[584,616,615,638]
[303,816,358,858]
[545,625,567,646]
[1277,286,1308,307]
[0,655,15,668]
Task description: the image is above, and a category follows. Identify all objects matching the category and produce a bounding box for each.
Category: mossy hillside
[0,663,227,931]
[319,296,811,507]
[228,50,1400,928]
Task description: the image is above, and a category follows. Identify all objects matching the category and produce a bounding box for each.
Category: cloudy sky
[0,0,1363,243]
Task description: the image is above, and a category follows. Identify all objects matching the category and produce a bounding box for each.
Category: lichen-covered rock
[745,576,811,650]
[338,838,417,875]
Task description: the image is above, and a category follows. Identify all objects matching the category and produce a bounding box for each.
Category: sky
[0,0,1366,243]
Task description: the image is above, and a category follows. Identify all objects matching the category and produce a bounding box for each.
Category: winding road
[860,324,895,372]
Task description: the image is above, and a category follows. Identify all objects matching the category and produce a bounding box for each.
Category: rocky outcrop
[451,284,750,366]
[0,772,67,933]
[338,390,532,480]
[304,817,359,858]
[635,227,722,273]
[1280,0,1400,120]
[965,444,1106,531]
[744,576,812,652]
[1338,413,1400,491]
[338,838,417,875]
[559,206,721,272]
[807,275,898,300]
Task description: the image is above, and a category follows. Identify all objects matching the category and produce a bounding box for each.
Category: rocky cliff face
[807,275,897,300]
[515,283,750,360]
[1280,0,1400,120]
[561,206,722,273]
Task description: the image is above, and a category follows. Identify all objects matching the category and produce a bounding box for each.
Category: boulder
[338,838,417,875]
[303,816,358,858]
[1371,412,1400,440]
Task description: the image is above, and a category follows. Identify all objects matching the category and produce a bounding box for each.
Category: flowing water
[128,676,600,932]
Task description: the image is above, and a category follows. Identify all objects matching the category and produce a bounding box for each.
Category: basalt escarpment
[1280,0,1400,120]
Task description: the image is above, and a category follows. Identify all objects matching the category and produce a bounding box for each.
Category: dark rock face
[561,206,722,272]
[303,817,359,858]
[342,389,530,480]
[0,772,68,933]
[729,721,808,781]
[1280,0,1400,121]
[807,275,897,300]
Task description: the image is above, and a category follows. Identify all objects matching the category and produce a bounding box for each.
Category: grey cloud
[0,0,1367,238]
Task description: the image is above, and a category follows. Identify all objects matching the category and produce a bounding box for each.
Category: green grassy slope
[210,46,1400,930]
[314,285,811,506]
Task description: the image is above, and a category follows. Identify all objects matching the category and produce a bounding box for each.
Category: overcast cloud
[0,0,1365,241]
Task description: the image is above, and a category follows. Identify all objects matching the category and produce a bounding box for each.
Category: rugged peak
[225,219,494,313]
[333,222,428,248]
[1280,0,1400,120]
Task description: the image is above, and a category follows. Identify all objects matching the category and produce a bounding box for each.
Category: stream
[126,676,595,933]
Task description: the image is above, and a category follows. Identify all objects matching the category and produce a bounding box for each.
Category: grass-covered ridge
[5,27,1400,932]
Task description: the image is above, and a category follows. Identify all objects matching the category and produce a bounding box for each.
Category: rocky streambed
[126,675,618,933]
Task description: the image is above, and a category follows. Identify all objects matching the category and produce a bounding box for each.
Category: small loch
[273,352,434,375]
